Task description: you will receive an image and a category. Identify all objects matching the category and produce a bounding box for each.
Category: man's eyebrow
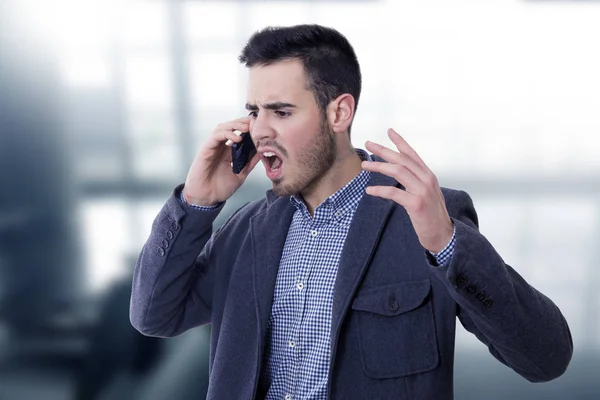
[245,102,297,111]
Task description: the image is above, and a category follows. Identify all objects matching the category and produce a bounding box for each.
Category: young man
[130,24,572,399]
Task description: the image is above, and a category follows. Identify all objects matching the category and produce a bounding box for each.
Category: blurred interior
[1,0,599,399]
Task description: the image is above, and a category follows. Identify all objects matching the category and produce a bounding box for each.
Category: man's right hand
[182,117,261,207]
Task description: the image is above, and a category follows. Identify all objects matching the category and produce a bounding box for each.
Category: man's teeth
[263,152,275,157]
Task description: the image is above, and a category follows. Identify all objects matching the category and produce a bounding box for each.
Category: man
[130,24,572,399]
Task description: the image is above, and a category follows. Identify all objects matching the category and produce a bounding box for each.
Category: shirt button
[288,340,296,348]
[310,230,318,237]
[285,395,292,400]
[335,210,342,218]
[296,282,304,290]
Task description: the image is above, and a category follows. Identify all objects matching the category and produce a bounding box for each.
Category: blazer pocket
[351,279,439,379]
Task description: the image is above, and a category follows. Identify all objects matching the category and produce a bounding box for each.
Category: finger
[387,128,428,170]
[225,130,244,146]
[361,161,424,193]
[222,116,251,128]
[365,185,415,207]
[365,140,428,180]
[223,121,250,133]
[215,120,250,138]
[223,130,245,146]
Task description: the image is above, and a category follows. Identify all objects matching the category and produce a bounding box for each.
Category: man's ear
[327,93,355,134]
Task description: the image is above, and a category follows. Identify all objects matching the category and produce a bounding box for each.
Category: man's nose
[250,115,276,144]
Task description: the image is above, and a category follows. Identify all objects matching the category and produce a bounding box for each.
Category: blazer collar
[252,153,401,351]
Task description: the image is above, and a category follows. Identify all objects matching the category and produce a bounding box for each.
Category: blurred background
[0,0,598,399]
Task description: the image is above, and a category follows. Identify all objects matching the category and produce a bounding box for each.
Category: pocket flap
[351,279,431,317]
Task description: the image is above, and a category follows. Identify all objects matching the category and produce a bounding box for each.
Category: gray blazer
[130,165,572,400]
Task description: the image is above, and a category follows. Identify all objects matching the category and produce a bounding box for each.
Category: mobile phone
[231,132,257,174]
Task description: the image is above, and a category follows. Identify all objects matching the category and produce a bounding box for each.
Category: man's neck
[301,149,364,216]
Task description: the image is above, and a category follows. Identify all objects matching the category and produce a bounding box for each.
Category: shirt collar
[290,149,372,220]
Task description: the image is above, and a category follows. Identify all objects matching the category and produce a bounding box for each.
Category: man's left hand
[361,128,454,254]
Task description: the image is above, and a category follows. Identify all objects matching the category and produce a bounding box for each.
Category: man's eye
[275,110,291,117]
[248,111,258,118]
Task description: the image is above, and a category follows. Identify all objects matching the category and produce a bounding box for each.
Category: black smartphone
[231,132,257,174]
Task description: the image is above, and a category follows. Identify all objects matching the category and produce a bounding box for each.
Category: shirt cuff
[179,191,222,211]
[428,226,456,267]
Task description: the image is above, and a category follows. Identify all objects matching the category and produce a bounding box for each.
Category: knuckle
[413,196,426,212]
[424,172,437,187]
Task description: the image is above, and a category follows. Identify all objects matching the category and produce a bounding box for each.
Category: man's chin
[271,179,296,197]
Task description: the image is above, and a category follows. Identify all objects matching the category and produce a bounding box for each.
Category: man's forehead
[246,61,313,106]
[246,81,310,107]
[247,61,306,88]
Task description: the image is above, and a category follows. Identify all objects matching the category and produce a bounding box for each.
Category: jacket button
[171,221,179,231]
[476,291,486,301]
[457,274,468,286]
[483,299,494,308]
[467,285,477,294]
[389,300,399,311]
[158,247,165,257]
[162,239,169,248]
[166,230,174,240]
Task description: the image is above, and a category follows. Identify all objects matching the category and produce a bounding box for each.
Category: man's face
[246,59,336,197]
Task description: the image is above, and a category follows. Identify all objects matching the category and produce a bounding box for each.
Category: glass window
[123,54,174,110]
[122,1,168,48]
[128,111,180,180]
[80,199,133,294]
[184,2,238,42]
[61,51,112,88]
[246,3,312,29]
[189,53,242,110]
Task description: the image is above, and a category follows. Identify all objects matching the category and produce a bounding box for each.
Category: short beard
[271,116,336,197]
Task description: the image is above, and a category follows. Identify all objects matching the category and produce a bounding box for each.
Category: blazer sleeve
[129,184,243,338]
[428,189,573,382]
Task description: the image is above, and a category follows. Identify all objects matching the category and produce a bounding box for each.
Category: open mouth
[263,152,282,171]
[262,151,284,179]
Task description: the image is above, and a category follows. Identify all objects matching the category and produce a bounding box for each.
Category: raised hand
[183,117,261,207]
[361,128,454,253]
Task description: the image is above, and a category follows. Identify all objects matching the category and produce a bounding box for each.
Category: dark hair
[239,24,362,133]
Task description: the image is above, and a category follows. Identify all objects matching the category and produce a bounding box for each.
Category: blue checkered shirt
[180,149,456,399]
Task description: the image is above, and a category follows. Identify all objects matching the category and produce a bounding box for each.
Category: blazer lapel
[250,193,296,338]
[330,170,399,349]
